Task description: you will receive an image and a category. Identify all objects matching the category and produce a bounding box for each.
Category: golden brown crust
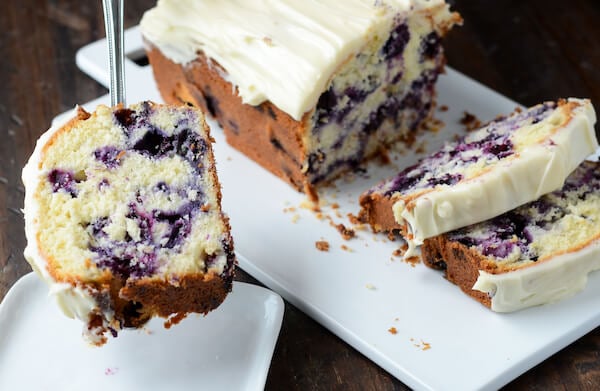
[120,273,231,322]
[421,235,494,308]
[146,45,312,194]
[358,191,402,232]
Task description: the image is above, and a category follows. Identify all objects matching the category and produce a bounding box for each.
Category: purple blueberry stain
[48,169,82,197]
[382,22,410,60]
[87,185,206,278]
[419,32,441,61]
[89,217,111,238]
[94,146,123,169]
[98,178,110,191]
[447,161,599,263]
[155,181,169,192]
[83,103,220,279]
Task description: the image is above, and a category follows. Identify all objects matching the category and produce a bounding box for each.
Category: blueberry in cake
[23,102,236,345]
[359,99,598,254]
[422,160,600,312]
[140,0,461,199]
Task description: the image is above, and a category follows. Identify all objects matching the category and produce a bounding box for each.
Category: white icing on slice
[473,240,600,312]
[395,98,598,248]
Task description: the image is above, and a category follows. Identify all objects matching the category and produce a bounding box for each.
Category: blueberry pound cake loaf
[140,0,461,199]
[422,160,600,312]
[359,99,598,253]
[22,102,236,345]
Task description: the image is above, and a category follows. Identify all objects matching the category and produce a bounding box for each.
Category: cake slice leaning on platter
[22,101,236,345]
[359,98,598,255]
[421,160,600,312]
[140,0,462,200]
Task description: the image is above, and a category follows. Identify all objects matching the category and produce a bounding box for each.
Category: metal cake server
[102,0,126,106]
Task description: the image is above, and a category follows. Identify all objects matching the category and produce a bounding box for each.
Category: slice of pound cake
[140,0,461,199]
[359,99,598,254]
[22,102,236,345]
[421,160,600,312]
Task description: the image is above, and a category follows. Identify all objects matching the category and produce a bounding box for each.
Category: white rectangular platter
[0,274,284,391]
[68,26,600,390]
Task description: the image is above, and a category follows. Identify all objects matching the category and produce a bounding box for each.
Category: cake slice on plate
[359,98,598,254]
[140,0,461,199]
[22,102,236,345]
[421,160,600,311]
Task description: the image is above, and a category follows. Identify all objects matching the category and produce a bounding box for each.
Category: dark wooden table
[1,1,599,389]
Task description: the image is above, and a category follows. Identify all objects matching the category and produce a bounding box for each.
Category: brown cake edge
[120,273,232,323]
[421,235,494,308]
[145,44,318,199]
[358,192,403,233]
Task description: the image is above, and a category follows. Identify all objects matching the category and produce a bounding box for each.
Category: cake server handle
[102,0,126,106]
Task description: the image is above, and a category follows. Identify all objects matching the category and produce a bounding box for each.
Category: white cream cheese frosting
[473,240,600,312]
[140,0,455,121]
[22,109,110,345]
[393,98,598,250]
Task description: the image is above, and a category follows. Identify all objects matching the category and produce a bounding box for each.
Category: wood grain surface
[1,1,598,389]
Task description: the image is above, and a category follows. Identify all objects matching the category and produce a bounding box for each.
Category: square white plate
[0,273,284,391]
[64,26,600,390]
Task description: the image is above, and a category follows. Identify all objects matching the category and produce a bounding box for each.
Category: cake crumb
[330,202,340,209]
[460,111,482,132]
[392,245,420,266]
[414,141,427,154]
[439,105,449,112]
[315,240,330,252]
[262,36,274,46]
[291,214,300,223]
[424,117,445,132]
[378,147,391,165]
[340,244,353,252]
[366,283,376,290]
[164,312,187,328]
[333,222,355,240]
[388,327,398,335]
[412,339,432,351]
[405,255,421,267]
[300,199,320,212]
[347,213,361,225]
